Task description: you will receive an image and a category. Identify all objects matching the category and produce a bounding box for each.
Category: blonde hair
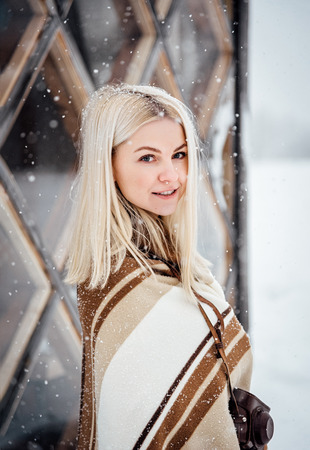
[66,84,222,304]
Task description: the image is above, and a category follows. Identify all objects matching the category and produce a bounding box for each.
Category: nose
[158,161,179,183]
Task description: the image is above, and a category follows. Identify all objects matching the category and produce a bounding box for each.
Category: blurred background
[0,0,309,448]
[248,1,310,448]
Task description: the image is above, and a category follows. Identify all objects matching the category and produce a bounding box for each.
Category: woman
[66,84,253,449]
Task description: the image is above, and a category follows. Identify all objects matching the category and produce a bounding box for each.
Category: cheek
[132,173,151,190]
[113,162,133,187]
[117,167,150,195]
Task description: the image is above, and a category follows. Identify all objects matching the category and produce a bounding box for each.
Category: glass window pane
[0,1,33,71]
[1,299,81,449]
[0,69,77,266]
[0,184,51,403]
[166,0,220,111]
[67,0,155,87]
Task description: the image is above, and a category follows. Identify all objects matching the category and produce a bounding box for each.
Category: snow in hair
[66,83,219,305]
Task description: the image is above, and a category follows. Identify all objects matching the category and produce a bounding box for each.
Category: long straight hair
[66,84,224,304]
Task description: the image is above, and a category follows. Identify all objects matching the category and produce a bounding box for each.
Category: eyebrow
[134,143,187,153]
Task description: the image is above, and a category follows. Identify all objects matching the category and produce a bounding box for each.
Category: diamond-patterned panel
[0,183,51,403]
[68,0,156,87]
[0,68,77,268]
[164,0,233,138]
[165,2,219,108]
[0,0,47,106]
[0,1,34,70]
[0,300,81,449]
[149,49,183,101]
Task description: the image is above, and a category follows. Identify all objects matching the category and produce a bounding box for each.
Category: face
[113,118,188,216]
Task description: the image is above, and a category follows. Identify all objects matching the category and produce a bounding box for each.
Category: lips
[152,188,178,197]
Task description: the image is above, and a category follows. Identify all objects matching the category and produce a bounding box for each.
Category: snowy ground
[248,158,310,449]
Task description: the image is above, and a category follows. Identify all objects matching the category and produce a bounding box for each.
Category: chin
[154,207,177,216]
[139,201,179,217]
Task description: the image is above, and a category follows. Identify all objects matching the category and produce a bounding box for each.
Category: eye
[139,154,155,162]
[173,151,187,160]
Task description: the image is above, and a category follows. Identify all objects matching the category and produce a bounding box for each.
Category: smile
[153,189,178,197]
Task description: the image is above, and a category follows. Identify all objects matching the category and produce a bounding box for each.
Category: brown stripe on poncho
[77,256,252,449]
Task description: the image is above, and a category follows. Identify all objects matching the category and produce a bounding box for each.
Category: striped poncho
[77,256,252,450]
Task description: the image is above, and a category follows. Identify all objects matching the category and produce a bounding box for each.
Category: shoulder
[77,255,179,323]
[196,276,229,314]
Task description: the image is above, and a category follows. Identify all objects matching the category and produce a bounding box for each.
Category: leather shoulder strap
[198,302,239,414]
[195,291,225,331]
